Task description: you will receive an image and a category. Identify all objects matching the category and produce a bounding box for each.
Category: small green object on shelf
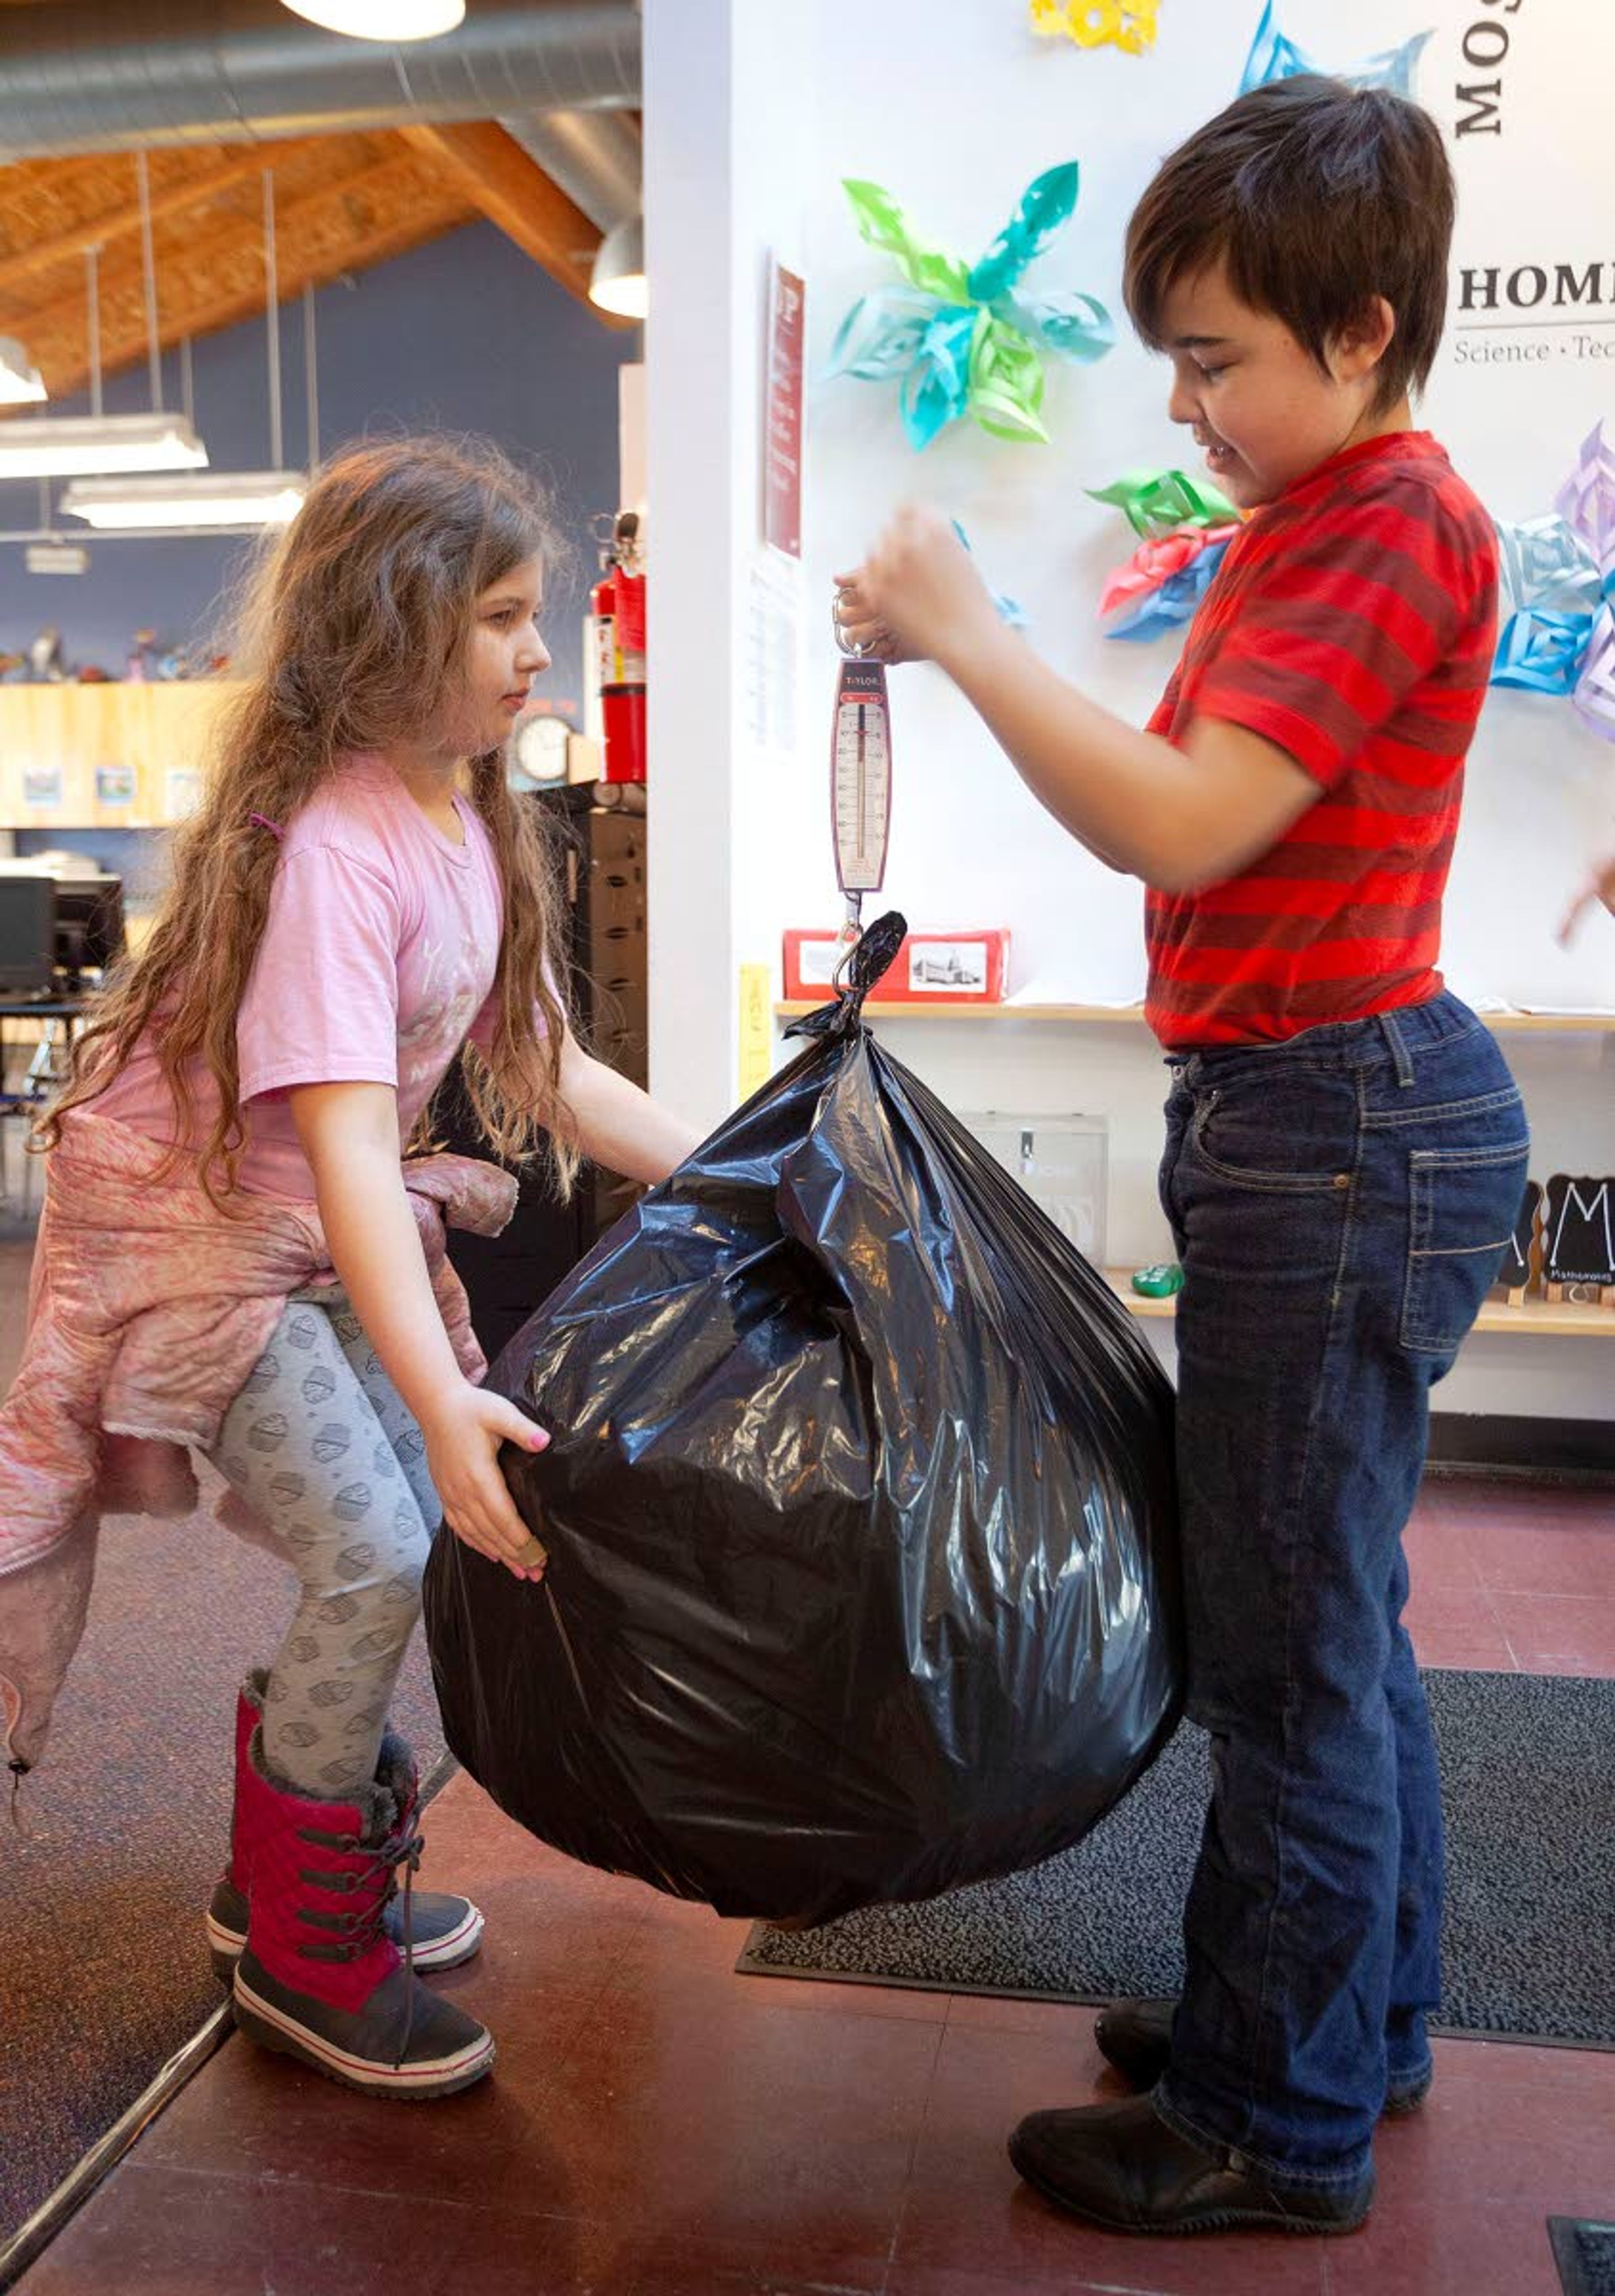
[1130,1262,1183,1299]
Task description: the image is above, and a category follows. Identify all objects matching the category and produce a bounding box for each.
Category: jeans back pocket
[1401,1138,1531,1357]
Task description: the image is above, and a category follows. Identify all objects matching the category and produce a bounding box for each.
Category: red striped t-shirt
[1143,431,1498,1047]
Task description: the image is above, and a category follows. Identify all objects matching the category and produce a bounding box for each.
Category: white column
[642,0,812,1132]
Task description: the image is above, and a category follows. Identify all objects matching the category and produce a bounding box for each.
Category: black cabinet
[433,785,648,1368]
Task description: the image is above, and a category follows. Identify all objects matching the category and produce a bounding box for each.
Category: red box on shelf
[784,927,1010,1005]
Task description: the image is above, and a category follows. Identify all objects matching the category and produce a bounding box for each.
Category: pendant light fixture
[589,214,646,320]
[56,472,306,529]
[278,0,466,36]
[0,413,207,480]
[60,166,307,534]
[0,214,206,479]
[0,336,46,406]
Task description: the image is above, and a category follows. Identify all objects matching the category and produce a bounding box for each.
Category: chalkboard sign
[1500,1178,1542,1304]
[1541,1173,1615,1302]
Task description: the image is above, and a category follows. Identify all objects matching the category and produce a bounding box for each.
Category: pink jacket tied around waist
[0,1109,518,1775]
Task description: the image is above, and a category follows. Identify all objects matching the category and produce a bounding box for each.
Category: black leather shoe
[1094,1997,1177,2087]
[1095,1997,1434,2115]
[1008,2094,1374,2236]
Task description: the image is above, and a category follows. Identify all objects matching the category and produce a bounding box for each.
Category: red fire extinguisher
[594,510,647,786]
[589,558,619,694]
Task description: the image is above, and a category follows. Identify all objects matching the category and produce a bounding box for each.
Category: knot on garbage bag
[785,910,908,1041]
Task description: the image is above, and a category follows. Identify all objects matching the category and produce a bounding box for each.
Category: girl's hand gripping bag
[424,915,1183,1926]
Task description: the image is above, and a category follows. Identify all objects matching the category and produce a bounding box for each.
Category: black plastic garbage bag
[424,913,1183,1927]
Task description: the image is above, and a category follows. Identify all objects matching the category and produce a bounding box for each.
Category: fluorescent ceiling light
[279,0,465,35]
[590,215,646,320]
[0,336,46,406]
[0,412,207,480]
[59,471,306,530]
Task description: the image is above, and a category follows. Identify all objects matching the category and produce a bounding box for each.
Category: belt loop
[1379,1008,1415,1088]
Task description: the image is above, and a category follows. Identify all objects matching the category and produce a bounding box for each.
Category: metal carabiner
[832,585,866,659]
[832,914,864,995]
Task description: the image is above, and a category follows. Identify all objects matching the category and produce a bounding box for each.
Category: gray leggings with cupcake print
[207,1287,439,1799]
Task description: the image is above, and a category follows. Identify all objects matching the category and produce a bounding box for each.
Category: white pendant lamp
[279,0,465,35]
[589,214,646,320]
[0,336,46,406]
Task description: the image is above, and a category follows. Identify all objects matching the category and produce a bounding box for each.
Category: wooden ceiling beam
[0,117,630,399]
[11,147,474,391]
[0,141,336,300]
[0,140,417,328]
[396,121,625,324]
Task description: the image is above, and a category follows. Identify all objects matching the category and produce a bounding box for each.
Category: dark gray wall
[0,218,630,716]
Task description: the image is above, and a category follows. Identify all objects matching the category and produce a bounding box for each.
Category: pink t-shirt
[95,755,519,1198]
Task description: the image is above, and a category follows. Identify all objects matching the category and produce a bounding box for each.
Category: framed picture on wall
[164,768,201,820]
[23,764,63,808]
[95,763,136,806]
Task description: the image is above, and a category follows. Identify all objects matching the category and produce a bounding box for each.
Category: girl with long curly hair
[1,435,699,2100]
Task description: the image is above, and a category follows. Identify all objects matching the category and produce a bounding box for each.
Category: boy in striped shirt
[838,77,1526,2237]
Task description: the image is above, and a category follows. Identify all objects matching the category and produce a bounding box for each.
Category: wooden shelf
[777,1000,1146,1023]
[1104,1270,1615,1339]
[1480,1012,1615,1034]
[775,1000,1615,1034]
[1105,1271,1178,1320]
[0,681,244,828]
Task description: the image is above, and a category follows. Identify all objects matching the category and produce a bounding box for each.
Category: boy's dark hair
[1123,76,1454,410]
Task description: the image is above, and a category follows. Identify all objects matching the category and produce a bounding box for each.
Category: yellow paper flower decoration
[1030,0,1159,55]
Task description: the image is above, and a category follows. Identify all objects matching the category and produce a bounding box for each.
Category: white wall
[646,0,1615,1421]
[643,0,815,1133]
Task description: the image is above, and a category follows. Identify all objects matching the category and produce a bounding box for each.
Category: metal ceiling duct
[0,0,641,162]
[499,107,639,231]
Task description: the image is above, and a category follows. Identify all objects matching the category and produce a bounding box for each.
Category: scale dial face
[831,659,892,895]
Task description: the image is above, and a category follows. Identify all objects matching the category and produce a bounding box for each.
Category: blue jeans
[1152,993,1528,2186]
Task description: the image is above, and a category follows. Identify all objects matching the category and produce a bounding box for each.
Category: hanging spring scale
[829,587,893,987]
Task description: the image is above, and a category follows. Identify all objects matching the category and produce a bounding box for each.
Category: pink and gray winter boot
[205,1673,484,1983]
[229,1726,495,2099]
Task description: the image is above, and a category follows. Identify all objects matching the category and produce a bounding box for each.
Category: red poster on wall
[765,258,805,558]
